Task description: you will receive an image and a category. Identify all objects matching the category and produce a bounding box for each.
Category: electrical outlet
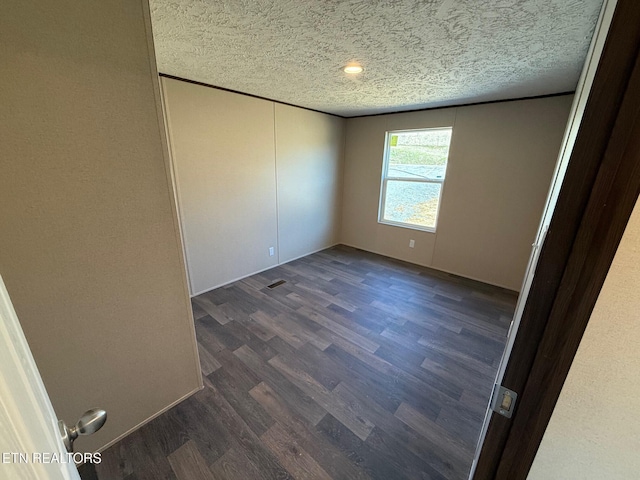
[409,239,415,248]
[269,246,275,256]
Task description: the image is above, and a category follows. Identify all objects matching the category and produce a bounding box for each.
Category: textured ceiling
[149,0,604,117]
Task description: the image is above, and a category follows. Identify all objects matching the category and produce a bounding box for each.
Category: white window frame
[378,127,452,233]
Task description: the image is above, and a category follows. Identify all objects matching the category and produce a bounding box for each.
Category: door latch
[491,384,518,418]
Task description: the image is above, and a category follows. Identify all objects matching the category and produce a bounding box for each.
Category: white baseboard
[338,242,519,293]
[190,242,340,298]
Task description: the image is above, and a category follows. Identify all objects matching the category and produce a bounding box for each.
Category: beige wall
[341,96,573,290]
[0,0,201,452]
[529,197,640,479]
[275,104,345,263]
[162,78,279,294]
[162,79,345,295]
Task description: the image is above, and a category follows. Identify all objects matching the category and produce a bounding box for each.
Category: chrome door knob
[58,408,107,452]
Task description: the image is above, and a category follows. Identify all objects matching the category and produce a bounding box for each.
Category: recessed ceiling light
[343,64,364,74]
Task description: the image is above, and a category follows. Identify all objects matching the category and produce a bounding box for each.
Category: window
[378,128,452,232]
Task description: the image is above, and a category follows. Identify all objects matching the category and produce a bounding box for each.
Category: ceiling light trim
[343,64,364,74]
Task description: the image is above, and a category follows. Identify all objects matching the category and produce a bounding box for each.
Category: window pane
[383,181,442,229]
[387,129,451,180]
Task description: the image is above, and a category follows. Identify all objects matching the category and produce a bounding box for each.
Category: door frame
[474,1,640,477]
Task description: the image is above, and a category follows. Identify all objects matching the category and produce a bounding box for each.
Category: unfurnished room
[3,1,640,480]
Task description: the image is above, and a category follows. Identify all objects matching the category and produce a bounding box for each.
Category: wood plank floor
[95,245,516,480]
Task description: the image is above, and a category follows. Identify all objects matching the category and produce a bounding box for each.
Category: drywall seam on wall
[337,110,349,238]
[163,78,344,296]
[273,102,281,265]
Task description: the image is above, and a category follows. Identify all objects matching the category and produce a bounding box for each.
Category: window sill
[378,219,437,234]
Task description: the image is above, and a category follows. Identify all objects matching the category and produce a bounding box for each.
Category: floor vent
[267,280,286,289]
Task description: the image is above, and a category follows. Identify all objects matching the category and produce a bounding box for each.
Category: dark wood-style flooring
[95,245,516,480]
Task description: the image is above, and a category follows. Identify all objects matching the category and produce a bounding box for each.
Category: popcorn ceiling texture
[149,0,603,117]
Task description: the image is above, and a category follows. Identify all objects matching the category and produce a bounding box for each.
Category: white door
[0,275,80,480]
[468,0,618,477]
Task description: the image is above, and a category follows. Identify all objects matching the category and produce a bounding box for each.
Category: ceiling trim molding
[158,73,346,118]
[349,91,575,119]
[158,73,574,120]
